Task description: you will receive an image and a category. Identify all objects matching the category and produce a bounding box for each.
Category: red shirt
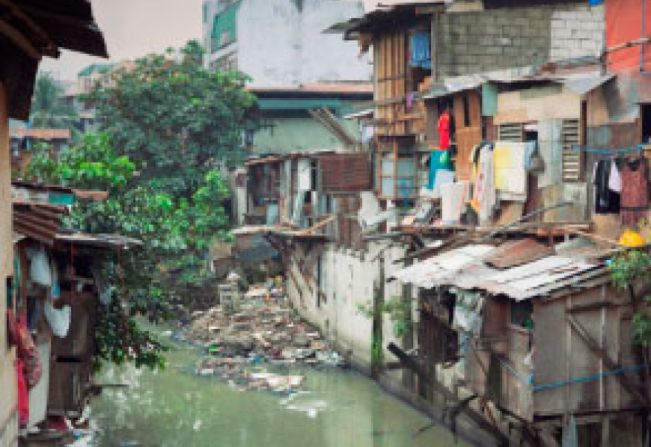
[437,111,450,150]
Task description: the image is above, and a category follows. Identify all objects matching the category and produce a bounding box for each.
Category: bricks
[436,2,604,77]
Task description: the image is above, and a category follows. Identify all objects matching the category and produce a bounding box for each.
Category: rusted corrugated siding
[319,153,372,192]
[485,239,555,269]
[13,202,66,246]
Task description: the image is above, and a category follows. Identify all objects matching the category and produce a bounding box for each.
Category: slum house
[226,83,374,227]
[312,0,651,444]
[333,0,606,213]
[332,0,651,444]
[236,150,419,371]
[392,237,649,446]
[0,2,106,446]
[10,181,140,444]
[9,128,71,174]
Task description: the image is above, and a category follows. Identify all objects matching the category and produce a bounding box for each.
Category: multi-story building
[202,0,372,87]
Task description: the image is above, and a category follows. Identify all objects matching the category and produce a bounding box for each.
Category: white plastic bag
[44,302,71,338]
[29,247,52,287]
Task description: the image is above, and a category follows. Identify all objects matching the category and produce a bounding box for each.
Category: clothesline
[571,144,645,156]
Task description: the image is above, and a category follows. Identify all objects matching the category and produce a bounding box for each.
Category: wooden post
[387,342,510,445]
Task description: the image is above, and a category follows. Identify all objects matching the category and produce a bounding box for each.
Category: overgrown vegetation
[19,41,254,370]
[357,296,412,339]
[610,250,651,347]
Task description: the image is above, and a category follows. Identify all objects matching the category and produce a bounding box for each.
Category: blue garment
[428,150,453,189]
[409,32,431,70]
[588,0,603,5]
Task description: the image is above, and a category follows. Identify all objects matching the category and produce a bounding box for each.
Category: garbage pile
[186,279,345,393]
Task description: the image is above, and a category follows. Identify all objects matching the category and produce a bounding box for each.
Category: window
[561,118,582,181]
[510,300,533,330]
[462,95,470,128]
[641,104,651,144]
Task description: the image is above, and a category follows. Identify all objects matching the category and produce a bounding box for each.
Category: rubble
[185,280,345,393]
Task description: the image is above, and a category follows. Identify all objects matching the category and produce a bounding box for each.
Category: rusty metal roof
[392,238,613,301]
[10,128,71,140]
[485,238,555,269]
[13,201,67,246]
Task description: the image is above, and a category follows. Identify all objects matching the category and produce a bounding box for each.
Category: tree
[30,72,77,128]
[610,250,651,347]
[21,132,232,369]
[89,40,255,198]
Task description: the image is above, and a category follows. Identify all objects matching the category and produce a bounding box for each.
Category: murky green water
[89,333,467,447]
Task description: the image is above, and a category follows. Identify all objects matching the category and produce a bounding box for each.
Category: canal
[87,331,467,447]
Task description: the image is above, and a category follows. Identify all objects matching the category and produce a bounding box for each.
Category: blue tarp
[409,32,431,70]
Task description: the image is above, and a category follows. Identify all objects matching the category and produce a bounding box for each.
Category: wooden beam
[566,315,648,405]
[387,342,510,445]
[0,0,57,56]
[298,215,335,236]
[0,19,41,59]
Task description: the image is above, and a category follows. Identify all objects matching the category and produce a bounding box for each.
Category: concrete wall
[207,0,371,87]
[251,115,359,154]
[436,2,604,77]
[286,241,407,372]
[0,83,18,447]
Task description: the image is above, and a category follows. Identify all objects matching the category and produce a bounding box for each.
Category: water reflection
[88,339,466,447]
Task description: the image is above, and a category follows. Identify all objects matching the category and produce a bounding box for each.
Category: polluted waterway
[86,333,468,447]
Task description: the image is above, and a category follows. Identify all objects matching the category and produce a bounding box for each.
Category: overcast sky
[41,0,204,81]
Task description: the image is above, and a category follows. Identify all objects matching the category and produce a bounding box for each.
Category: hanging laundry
[441,181,470,224]
[620,156,650,226]
[437,109,451,151]
[493,141,527,201]
[608,160,622,193]
[409,32,431,70]
[471,144,497,224]
[428,149,454,190]
[16,358,29,427]
[405,92,415,111]
[16,317,42,389]
[593,159,620,213]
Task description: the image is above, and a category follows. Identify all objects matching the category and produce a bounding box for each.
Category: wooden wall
[0,81,17,442]
[533,285,646,417]
[453,91,483,181]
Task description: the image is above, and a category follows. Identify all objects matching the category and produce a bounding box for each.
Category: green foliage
[357,296,412,339]
[21,132,232,369]
[88,39,255,198]
[30,72,77,129]
[610,250,651,347]
[93,297,168,372]
[22,41,250,370]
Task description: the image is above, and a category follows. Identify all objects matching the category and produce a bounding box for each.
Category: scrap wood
[563,228,620,247]
[567,315,648,405]
[298,215,336,236]
[387,342,510,445]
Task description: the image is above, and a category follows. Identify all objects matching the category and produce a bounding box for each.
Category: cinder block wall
[435,2,604,77]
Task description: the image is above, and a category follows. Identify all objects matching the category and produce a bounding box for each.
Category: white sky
[40,0,204,81]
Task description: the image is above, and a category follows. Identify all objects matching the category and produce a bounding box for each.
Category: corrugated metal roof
[10,128,71,140]
[485,238,555,269]
[422,68,614,100]
[392,239,612,301]
[249,83,374,95]
[13,201,67,246]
